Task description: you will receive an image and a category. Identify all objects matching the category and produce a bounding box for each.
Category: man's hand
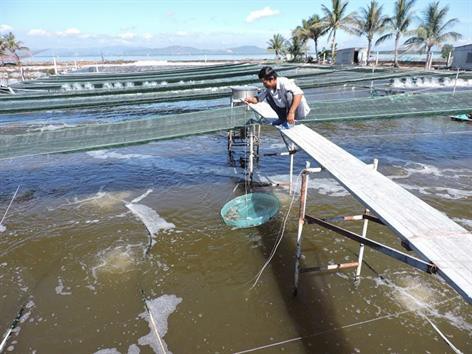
[287,111,295,124]
[243,96,258,104]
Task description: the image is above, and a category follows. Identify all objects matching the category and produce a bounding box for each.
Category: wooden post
[289,143,295,195]
[294,161,310,295]
[355,158,378,281]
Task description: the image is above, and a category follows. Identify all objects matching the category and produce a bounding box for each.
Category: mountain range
[34,45,268,57]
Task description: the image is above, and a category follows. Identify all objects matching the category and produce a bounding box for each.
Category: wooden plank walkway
[281,124,472,304]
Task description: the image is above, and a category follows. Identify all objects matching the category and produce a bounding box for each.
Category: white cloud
[142,32,154,40]
[454,38,472,47]
[175,31,188,36]
[118,32,136,40]
[0,24,13,33]
[27,28,52,37]
[59,28,81,36]
[246,7,280,23]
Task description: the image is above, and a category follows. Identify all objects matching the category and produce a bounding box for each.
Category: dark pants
[267,91,295,129]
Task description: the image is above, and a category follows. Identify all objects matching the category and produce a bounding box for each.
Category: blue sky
[2,0,471,51]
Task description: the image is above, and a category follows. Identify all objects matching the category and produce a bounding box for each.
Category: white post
[53,57,58,75]
[447,51,452,67]
[323,52,326,64]
[74,60,78,70]
[370,60,375,94]
[375,51,379,66]
[294,161,310,295]
[289,143,295,195]
[95,63,99,73]
[453,68,459,96]
[355,158,378,281]
[248,126,254,184]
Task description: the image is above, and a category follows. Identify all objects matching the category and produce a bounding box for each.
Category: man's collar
[275,78,281,90]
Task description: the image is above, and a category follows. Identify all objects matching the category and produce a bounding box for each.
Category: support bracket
[304,215,437,274]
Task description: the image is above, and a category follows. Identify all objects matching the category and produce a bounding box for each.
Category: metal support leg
[294,161,310,296]
[227,130,233,152]
[289,143,295,195]
[256,124,261,162]
[248,126,254,185]
[355,158,378,281]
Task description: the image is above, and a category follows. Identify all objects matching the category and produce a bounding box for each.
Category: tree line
[0,32,30,80]
[267,0,462,69]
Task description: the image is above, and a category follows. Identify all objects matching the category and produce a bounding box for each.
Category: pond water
[0,101,471,353]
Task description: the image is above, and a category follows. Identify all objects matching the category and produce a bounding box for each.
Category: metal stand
[227,123,261,186]
[293,158,437,296]
[355,158,378,281]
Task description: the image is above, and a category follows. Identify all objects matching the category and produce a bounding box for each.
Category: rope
[249,170,303,290]
[232,296,461,354]
[0,185,20,226]
[140,289,167,354]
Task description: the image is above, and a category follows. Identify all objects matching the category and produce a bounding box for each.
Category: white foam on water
[267,174,349,197]
[433,187,472,200]
[376,274,472,332]
[93,349,121,354]
[6,298,35,352]
[131,189,153,204]
[138,294,182,354]
[390,161,472,180]
[55,277,72,296]
[87,150,152,160]
[91,244,141,279]
[55,190,132,211]
[314,178,350,197]
[125,203,175,247]
[0,224,6,233]
[400,184,472,200]
[127,344,140,354]
[452,218,472,229]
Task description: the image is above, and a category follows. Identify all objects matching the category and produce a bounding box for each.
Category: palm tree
[267,34,286,60]
[286,36,306,62]
[294,15,328,62]
[404,1,461,70]
[3,32,30,80]
[0,36,6,66]
[293,19,312,60]
[308,15,329,62]
[321,0,357,63]
[376,0,417,67]
[352,0,388,64]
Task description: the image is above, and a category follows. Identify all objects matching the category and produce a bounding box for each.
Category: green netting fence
[3,69,464,113]
[1,91,471,160]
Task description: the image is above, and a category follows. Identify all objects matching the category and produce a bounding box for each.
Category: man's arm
[244,89,266,104]
[243,96,258,104]
[287,94,302,124]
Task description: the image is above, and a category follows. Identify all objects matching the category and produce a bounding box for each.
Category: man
[244,66,310,128]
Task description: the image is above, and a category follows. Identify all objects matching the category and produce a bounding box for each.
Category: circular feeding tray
[221,192,280,229]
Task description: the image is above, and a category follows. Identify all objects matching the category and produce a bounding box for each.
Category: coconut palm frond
[404,1,461,68]
[375,32,393,46]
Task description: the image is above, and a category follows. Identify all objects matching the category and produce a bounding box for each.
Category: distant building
[452,44,472,70]
[335,48,368,65]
